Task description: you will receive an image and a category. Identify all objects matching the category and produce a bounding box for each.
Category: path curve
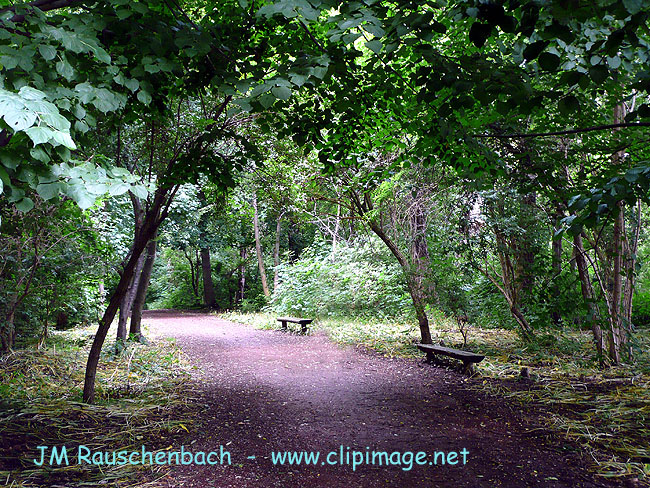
[145,310,612,488]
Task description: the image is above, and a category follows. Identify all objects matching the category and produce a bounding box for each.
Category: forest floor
[143,310,634,488]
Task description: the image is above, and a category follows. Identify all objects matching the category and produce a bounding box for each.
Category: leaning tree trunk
[574,233,605,360]
[368,220,432,345]
[130,234,158,343]
[253,194,270,298]
[83,189,169,404]
[117,252,145,345]
[201,247,216,308]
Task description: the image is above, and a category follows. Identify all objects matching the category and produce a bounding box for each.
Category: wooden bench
[417,343,485,374]
[277,316,313,334]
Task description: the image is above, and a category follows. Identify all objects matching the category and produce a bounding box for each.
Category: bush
[633,291,650,327]
[271,238,413,320]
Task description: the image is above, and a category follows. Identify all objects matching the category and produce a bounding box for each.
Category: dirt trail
[145,310,612,488]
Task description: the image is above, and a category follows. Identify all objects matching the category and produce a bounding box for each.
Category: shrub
[270,238,413,320]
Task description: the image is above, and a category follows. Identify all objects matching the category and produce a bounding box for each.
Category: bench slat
[416,344,484,363]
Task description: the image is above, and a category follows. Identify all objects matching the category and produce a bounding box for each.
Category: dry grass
[0,323,201,487]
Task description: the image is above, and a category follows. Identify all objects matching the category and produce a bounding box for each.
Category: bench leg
[301,323,308,334]
[425,351,434,363]
[462,362,475,375]
[281,321,287,330]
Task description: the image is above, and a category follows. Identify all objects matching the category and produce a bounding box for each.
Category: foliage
[0,198,108,349]
[632,291,650,327]
[271,238,413,320]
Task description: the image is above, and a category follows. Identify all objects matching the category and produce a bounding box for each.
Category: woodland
[1,0,650,486]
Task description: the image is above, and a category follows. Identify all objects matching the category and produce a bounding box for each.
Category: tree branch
[473,122,650,139]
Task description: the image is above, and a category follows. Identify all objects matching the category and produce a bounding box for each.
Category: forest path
[145,310,609,488]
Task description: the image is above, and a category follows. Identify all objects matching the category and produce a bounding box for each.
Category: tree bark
[273,213,282,292]
[117,251,145,344]
[573,233,605,360]
[184,249,200,299]
[551,213,563,325]
[201,247,216,308]
[368,220,432,344]
[130,233,158,342]
[236,246,247,304]
[253,194,270,297]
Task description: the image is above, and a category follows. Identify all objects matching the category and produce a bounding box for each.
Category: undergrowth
[0,322,199,487]
[223,311,650,483]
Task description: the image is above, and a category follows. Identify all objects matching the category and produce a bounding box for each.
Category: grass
[223,310,650,482]
[0,322,200,488]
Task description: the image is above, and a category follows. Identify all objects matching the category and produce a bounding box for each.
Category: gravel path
[145,310,614,488]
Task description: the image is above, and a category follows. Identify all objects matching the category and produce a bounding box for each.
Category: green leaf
[365,40,383,54]
[124,78,139,92]
[50,130,77,150]
[558,95,580,115]
[131,184,148,199]
[66,185,96,209]
[538,52,560,71]
[589,64,608,84]
[41,111,71,131]
[56,59,75,80]
[108,182,130,196]
[364,23,385,38]
[623,0,642,14]
[132,2,149,14]
[109,167,131,177]
[38,44,57,61]
[469,22,491,48]
[259,93,275,109]
[137,89,152,105]
[36,182,61,200]
[15,197,34,212]
[4,109,37,131]
[86,182,108,195]
[92,46,111,64]
[271,85,292,101]
[30,146,50,162]
[290,73,308,87]
[523,41,548,61]
[116,9,132,19]
[0,92,24,113]
[606,56,621,69]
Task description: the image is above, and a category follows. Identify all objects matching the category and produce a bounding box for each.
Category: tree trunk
[253,194,270,297]
[201,247,216,308]
[1,310,15,352]
[608,203,624,363]
[83,188,169,404]
[332,203,341,251]
[130,234,157,342]
[117,251,145,344]
[574,233,605,360]
[236,246,247,304]
[368,220,432,344]
[551,214,563,325]
[273,214,282,292]
[409,198,436,302]
[185,250,200,299]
